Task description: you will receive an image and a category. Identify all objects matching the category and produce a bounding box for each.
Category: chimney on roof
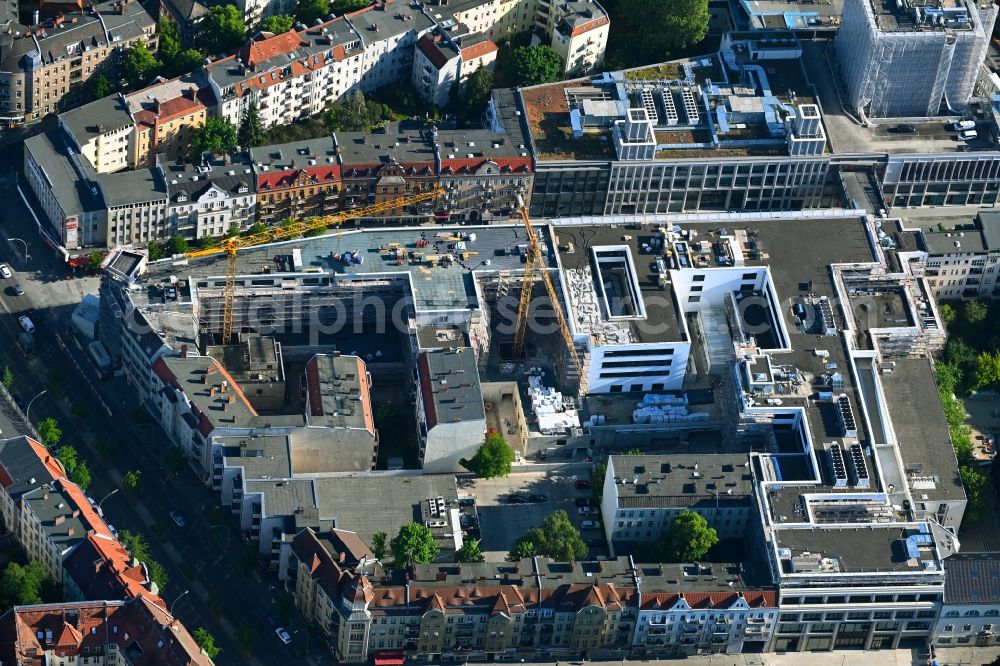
[210,386,216,396]
[180,344,188,358]
[55,515,66,525]
[339,551,346,563]
[67,527,74,536]
[228,394,237,404]
[42,492,49,500]
[72,509,80,518]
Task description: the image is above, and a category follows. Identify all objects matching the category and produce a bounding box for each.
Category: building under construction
[836,0,997,118]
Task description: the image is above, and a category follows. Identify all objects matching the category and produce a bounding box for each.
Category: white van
[958,129,978,141]
[951,120,976,131]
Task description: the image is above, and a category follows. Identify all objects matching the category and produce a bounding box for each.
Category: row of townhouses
[0,435,212,664]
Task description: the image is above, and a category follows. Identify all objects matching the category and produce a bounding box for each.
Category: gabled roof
[241,30,309,68]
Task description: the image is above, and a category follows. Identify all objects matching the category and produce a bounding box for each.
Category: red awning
[374,652,405,666]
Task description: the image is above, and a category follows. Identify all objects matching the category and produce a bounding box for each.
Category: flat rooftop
[739,0,844,29]
[774,524,940,574]
[144,225,557,314]
[609,454,753,507]
[418,348,485,426]
[880,357,965,503]
[217,433,292,480]
[303,354,372,431]
[556,225,685,344]
[315,475,460,552]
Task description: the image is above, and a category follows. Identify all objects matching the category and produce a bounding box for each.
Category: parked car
[507,493,529,504]
[950,120,976,131]
[12,284,24,296]
[574,479,590,489]
[275,627,292,645]
[17,316,34,333]
[585,537,604,546]
[106,524,119,539]
[580,520,602,529]
[169,511,186,527]
[957,129,978,141]
[575,497,592,507]
[528,494,548,503]
[0,264,11,279]
[577,506,594,515]
[888,123,917,134]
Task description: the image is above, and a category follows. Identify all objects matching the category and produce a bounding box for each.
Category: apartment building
[413,27,498,107]
[62,532,155,601]
[933,553,1000,648]
[204,335,286,411]
[101,167,170,246]
[160,154,258,238]
[0,598,213,665]
[539,0,609,76]
[0,0,156,123]
[59,94,134,174]
[250,136,342,225]
[415,347,487,473]
[0,436,114,583]
[915,212,1000,301]
[126,74,212,167]
[601,454,754,552]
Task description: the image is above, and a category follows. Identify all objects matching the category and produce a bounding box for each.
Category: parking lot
[461,463,607,560]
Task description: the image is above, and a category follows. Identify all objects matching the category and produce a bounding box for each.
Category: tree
[165,236,190,256]
[939,302,956,325]
[619,0,709,61]
[194,627,221,659]
[2,366,13,390]
[198,4,246,55]
[506,537,536,562]
[965,299,988,325]
[189,117,238,161]
[324,91,389,132]
[591,462,607,501]
[238,102,266,149]
[975,351,1000,391]
[88,73,112,101]
[370,531,387,560]
[511,45,562,86]
[70,460,92,491]
[260,14,295,34]
[454,65,493,119]
[86,252,104,273]
[121,530,168,590]
[625,448,644,455]
[297,0,331,23]
[122,42,161,89]
[390,522,439,564]
[57,445,78,473]
[644,510,719,563]
[460,432,514,478]
[517,510,587,562]
[147,242,164,261]
[961,465,991,525]
[332,0,368,13]
[159,19,182,61]
[0,561,54,609]
[454,539,485,563]
[37,418,62,448]
[123,470,142,495]
[169,49,206,77]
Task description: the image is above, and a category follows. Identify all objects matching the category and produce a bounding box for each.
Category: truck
[950,120,976,131]
[88,340,112,379]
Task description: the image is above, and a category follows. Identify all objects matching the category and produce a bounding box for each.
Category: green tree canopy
[511,45,562,86]
[238,102,266,149]
[86,252,105,273]
[37,418,62,448]
[505,537,536,562]
[198,4,246,55]
[643,510,718,563]
[190,117,238,161]
[260,14,295,34]
[939,302,956,325]
[454,539,485,563]
[965,299,988,324]
[960,465,990,525]
[2,367,13,390]
[123,470,142,495]
[165,236,190,256]
[122,42,161,89]
[296,0,331,24]
[88,74,112,101]
[167,49,206,78]
[159,19,182,60]
[975,351,1000,391]
[619,0,709,61]
[516,510,587,562]
[194,627,221,658]
[0,561,56,609]
[370,531,387,560]
[390,522,439,564]
[460,432,514,478]
[324,91,390,132]
[332,0,368,13]
[454,65,493,120]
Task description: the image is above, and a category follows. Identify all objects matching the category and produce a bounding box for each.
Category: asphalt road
[0,152,325,665]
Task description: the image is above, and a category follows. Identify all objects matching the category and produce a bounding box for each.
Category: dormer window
[238,184,249,193]
[176,193,188,203]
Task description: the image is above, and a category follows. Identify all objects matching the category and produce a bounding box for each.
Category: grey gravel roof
[60,94,133,143]
[25,129,102,217]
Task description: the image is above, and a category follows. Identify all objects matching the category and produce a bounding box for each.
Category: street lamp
[96,488,119,517]
[26,390,47,421]
[7,238,29,262]
[169,589,190,616]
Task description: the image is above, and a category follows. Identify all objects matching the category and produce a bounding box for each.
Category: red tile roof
[257,166,341,191]
[241,30,308,67]
[571,14,609,37]
[460,39,497,61]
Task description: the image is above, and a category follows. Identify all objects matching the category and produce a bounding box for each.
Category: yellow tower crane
[512,204,581,371]
[184,187,446,344]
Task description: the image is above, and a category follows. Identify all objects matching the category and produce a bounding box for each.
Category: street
[0,144,323,665]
